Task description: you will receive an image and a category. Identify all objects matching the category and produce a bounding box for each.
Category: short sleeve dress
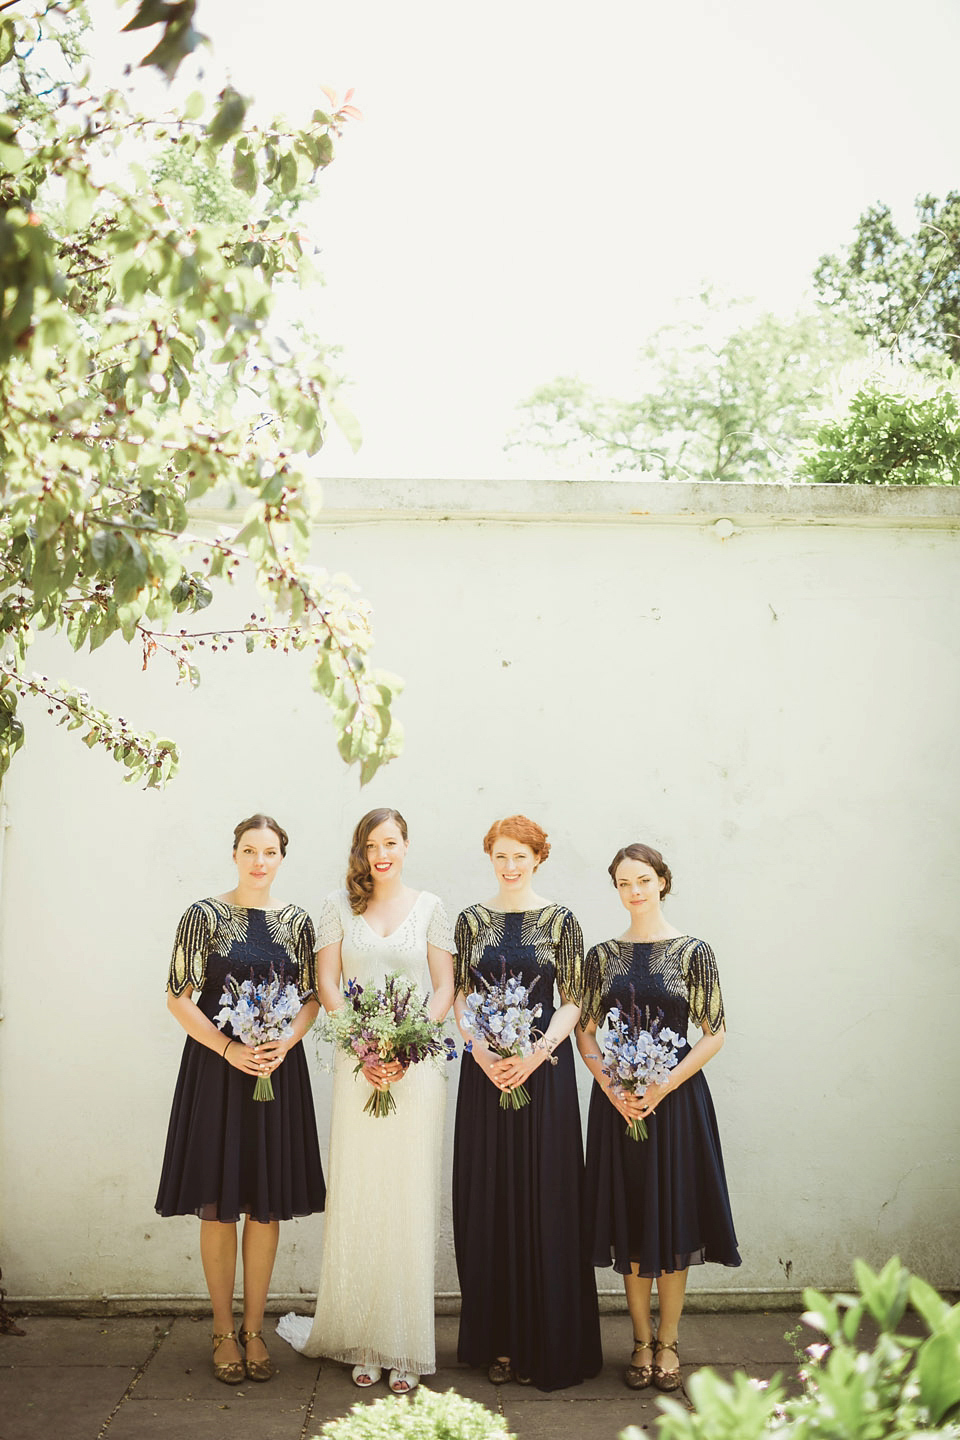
[452,904,602,1392]
[155,899,326,1224]
[581,936,740,1277]
[277,888,455,1376]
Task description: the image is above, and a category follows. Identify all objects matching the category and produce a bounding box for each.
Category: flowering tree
[0,0,401,788]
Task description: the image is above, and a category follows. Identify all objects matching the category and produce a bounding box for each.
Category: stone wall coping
[195,477,960,528]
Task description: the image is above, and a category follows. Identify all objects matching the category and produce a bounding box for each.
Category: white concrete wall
[2,479,959,1309]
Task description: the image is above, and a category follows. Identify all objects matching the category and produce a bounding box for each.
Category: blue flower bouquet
[600,995,687,1140]
[216,966,303,1101]
[459,959,552,1110]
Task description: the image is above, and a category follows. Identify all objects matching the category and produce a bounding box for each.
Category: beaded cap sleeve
[425,895,455,952]
[315,891,346,949]
[454,904,585,1004]
[166,899,318,999]
[581,935,725,1033]
[682,938,725,1032]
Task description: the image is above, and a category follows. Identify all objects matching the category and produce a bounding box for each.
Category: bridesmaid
[277,807,454,1394]
[156,813,325,1385]
[452,815,602,1392]
[577,842,740,1393]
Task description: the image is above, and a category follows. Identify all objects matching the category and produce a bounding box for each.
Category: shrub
[622,1257,960,1440]
[799,386,960,484]
[314,1385,515,1440]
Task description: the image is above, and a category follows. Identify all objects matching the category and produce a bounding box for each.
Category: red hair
[483,815,551,865]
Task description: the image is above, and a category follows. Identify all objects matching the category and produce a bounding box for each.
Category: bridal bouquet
[459,959,554,1111]
[600,995,687,1140]
[324,972,457,1117]
[216,966,303,1102]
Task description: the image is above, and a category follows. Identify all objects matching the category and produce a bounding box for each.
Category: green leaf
[279,150,297,194]
[207,86,249,148]
[854,1255,910,1330]
[327,393,363,453]
[231,144,257,197]
[137,4,207,82]
[184,90,205,120]
[916,1332,960,1423]
[909,1275,951,1333]
[359,753,381,786]
[0,138,26,174]
[0,18,16,67]
[122,0,174,33]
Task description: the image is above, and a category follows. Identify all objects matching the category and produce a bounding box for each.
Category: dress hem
[603,1248,743,1279]
[155,1204,326,1223]
[275,1314,435,1373]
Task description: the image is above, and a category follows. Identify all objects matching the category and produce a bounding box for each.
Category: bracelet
[222,1038,234,1059]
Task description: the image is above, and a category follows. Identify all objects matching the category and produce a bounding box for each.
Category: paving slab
[0,1309,822,1440]
[500,1393,664,1439]
[429,1364,506,1405]
[0,1315,163,1366]
[106,1393,312,1440]
[0,1364,136,1440]
[672,1312,803,1365]
[138,1317,320,1403]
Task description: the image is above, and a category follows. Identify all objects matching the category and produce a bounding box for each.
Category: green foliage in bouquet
[314,1386,515,1440]
[799,387,960,486]
[621,1257,960,1440]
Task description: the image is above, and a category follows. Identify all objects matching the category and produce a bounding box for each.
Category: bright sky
[91,0,960,478]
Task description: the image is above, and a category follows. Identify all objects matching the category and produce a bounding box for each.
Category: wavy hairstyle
[346,807,408,914]
[482,814,551,865]
[232,812,289,856]
[607,842,672,898]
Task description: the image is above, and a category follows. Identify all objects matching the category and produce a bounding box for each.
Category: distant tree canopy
[509,300,864,482]
[512,193,960,485]
[814,193,960,368]
[0,1,401,789]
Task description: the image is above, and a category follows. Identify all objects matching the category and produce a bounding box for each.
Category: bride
[277,808,455,1393]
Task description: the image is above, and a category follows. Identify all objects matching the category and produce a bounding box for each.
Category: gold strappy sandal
[653,1338,682,1392]
[625,1336,654,1389]
[239,1327,274,1382]
[212,1330,244,1385]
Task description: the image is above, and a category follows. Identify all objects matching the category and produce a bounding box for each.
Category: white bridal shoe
[351,1363,382,1387]
[389,1368,419,1393]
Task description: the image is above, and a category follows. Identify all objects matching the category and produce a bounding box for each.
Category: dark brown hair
[608,842,671,897]
[346,808,408,914]
[233,813,289,856]
[483,815,551,865]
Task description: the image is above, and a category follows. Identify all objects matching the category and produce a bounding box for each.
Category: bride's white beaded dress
[277,888,454,1375]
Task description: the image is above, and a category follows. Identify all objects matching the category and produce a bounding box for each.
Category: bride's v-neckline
[357,891,423,940]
